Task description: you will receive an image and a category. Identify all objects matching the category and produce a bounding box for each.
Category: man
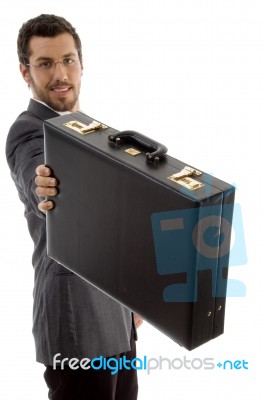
[6,14,141,400]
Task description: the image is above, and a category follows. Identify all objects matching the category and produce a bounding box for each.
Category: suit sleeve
[6,117,46,221]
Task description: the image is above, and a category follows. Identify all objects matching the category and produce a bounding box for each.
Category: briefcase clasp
[64,120,108,135]
[170,166,202,180]
[168,166,204,190]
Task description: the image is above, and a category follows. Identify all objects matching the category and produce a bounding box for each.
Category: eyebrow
[35,53,78,62]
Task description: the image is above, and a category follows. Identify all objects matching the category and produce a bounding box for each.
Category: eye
[63,58,74,66]
[38,61,52,69]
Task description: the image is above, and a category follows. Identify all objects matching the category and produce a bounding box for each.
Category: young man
[6,14,141,400]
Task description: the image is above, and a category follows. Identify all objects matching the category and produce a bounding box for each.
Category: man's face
[20,33,83,112]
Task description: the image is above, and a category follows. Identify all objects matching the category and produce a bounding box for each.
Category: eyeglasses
[27,58,80,72]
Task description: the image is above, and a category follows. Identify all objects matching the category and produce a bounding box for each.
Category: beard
[29,76,81,112]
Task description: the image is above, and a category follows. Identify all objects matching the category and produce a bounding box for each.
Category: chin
[49,99,78,113]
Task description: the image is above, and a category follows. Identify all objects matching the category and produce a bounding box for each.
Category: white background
[0,0,264,398]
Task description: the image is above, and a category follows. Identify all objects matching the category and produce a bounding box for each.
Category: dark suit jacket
[6,99,134,365]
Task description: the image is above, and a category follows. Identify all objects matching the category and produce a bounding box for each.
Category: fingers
[35,184,57,197]
[38,200,54,212]
[35,164,51,177]
[35,165,57,197]
[35,165,57,212]
[35,175,57,188]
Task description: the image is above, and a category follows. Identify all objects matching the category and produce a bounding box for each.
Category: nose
[52,62,68,81]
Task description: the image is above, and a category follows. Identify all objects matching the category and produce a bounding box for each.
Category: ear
[20,63,32,85]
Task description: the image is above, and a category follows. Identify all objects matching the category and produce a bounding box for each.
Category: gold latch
[64,120,108,135]
[168,166,204,191]
[170,166,202,180]
[124,148,141,156]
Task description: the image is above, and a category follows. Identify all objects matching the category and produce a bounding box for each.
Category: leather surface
[44,112,235,350]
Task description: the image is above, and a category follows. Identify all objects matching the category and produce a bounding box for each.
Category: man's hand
[35,165,57,212]
[134,314,143,329]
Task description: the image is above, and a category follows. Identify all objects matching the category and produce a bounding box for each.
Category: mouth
[50,86,72,97]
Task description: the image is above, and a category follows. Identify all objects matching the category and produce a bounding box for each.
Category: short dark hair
[17,14,83,67]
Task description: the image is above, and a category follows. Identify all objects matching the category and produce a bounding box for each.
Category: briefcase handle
[108,130,168,163]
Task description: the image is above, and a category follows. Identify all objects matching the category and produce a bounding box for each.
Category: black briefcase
[44,112,235,350]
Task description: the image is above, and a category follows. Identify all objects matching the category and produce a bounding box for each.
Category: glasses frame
[26,58,80,72]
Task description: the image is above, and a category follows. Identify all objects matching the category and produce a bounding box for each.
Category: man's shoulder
[7,99,58,141]
[6,100,57,168]
[7,107,43,146]
[14,99,57,124]
[10,109,41,131]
